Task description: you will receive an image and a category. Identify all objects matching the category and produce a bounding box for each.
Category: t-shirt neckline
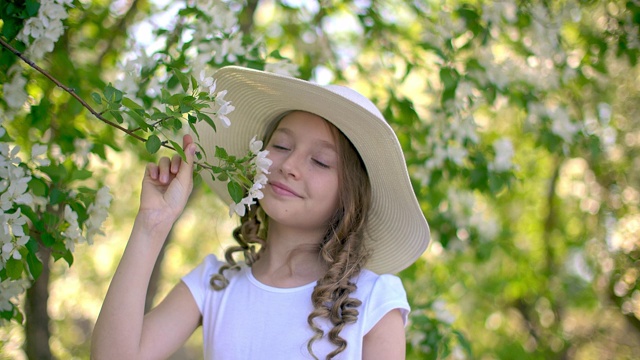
[246,267,318,293]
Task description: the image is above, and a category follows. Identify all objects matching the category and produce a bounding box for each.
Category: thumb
[176,137,196,184]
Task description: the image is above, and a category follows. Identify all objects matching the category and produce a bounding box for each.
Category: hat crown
[324,85,385,120]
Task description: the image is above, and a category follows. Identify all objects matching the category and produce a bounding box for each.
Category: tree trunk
[24,246,53,360]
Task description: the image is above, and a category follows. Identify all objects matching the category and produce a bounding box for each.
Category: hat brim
[196,66,430,274]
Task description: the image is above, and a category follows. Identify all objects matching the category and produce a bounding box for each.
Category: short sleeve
[361,274,410,334]
[181,254,225,314]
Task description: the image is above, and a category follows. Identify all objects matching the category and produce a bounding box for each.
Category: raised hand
[137,134,196,230]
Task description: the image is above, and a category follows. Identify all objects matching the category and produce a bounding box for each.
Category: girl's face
[260,111,340,234]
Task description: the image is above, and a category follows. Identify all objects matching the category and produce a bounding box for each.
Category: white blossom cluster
[445,189,499,243]
[0,278,30,313]
[198,70,236,128]
[0,144,34,269]
[16,0,73,61]
[489,138,515,172]
[228,136,272,217]
[4,0,73,110]
[528,102,581,144]
[0,137,112,315]
[61,186,112,252]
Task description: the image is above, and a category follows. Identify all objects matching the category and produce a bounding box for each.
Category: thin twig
[0,37,175,151]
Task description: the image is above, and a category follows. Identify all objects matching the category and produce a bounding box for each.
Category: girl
[91,66,430,359]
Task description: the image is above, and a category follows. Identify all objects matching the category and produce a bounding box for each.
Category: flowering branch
[0,37,173,150]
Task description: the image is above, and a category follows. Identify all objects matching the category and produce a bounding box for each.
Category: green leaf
[91,92,102,105]
[63,250,74,267]
[227,180,244,203]
[126,110,150,131]
[179,103,193,114]
[197,112,216,132]
[173,69,190,92]
[109,110,124,124]
[29,97,51,132]
[104,83,116,102]
[41,232,55,247]
[26,252,43,280]
[191,75,199,92]
[28,177,48,197]
[211,166,223,174]
[122,96,143,111]
[40,163,67,182]
[1,17,21,41]
[50,188,66,205]
[167,93,184,106]
[25,0,40,16]
[146,134,162,154]
[6,258,23,280]
[169,140,186,162]
[215,146,228,159]
[189,122,200,140]
[439,67,459,105]
[70,169,92,181]
[114,88,123,102]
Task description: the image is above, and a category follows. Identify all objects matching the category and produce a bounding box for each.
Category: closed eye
[272,144,290,151]
[313,159,330,168]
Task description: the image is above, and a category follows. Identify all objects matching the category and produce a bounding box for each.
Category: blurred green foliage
[1,0,639,359]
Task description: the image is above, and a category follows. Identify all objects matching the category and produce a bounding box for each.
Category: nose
[279,151,303,178]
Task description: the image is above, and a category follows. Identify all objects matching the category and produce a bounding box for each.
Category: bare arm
[91,135,201,359]
[362,309,406,360]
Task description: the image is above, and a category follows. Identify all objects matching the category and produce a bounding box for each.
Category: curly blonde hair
[210,112,372,359]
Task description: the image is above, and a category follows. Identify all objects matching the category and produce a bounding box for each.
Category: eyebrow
[273,128,338,152]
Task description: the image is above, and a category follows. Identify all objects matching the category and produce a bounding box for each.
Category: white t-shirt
[182,254,410,359]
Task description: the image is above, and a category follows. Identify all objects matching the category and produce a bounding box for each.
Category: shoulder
[352,269,410,333]
[181,254,239,297]
[183,254,226,279]
[353,269,406,295]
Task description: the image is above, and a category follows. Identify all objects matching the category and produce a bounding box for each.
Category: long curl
[305,126,372,359]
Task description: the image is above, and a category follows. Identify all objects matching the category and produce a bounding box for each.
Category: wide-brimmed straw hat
[196,66,430,274]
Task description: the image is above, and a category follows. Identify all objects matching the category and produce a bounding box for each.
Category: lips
[269,181,302,198]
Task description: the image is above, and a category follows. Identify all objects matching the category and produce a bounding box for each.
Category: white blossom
[0,108,6,138]
[84,186,112,244]
[229,136,272,217]
[550,107,580,143]
[197,1,240,34]
[489,138,514,172]
[16,0,71,61]
[212,34,245,64]
[4,69,28,109]
[229,196,255,218]
[61,205,84,252]
[0,147,33,210]
[265,61,300,77]
[31,144,51,167]
[432,299,456,324]
[199,70,218,95]
[0,279,30,312]
[207,89,235,128]
[72,138,93,167]
[0,209,30,263]
[446,144,467,165]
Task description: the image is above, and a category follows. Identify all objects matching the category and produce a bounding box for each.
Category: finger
[175,140,196,185]
[158,157,171,184]
[183,134,194,154]
[171,154,181,174]
[146,162,159,180]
